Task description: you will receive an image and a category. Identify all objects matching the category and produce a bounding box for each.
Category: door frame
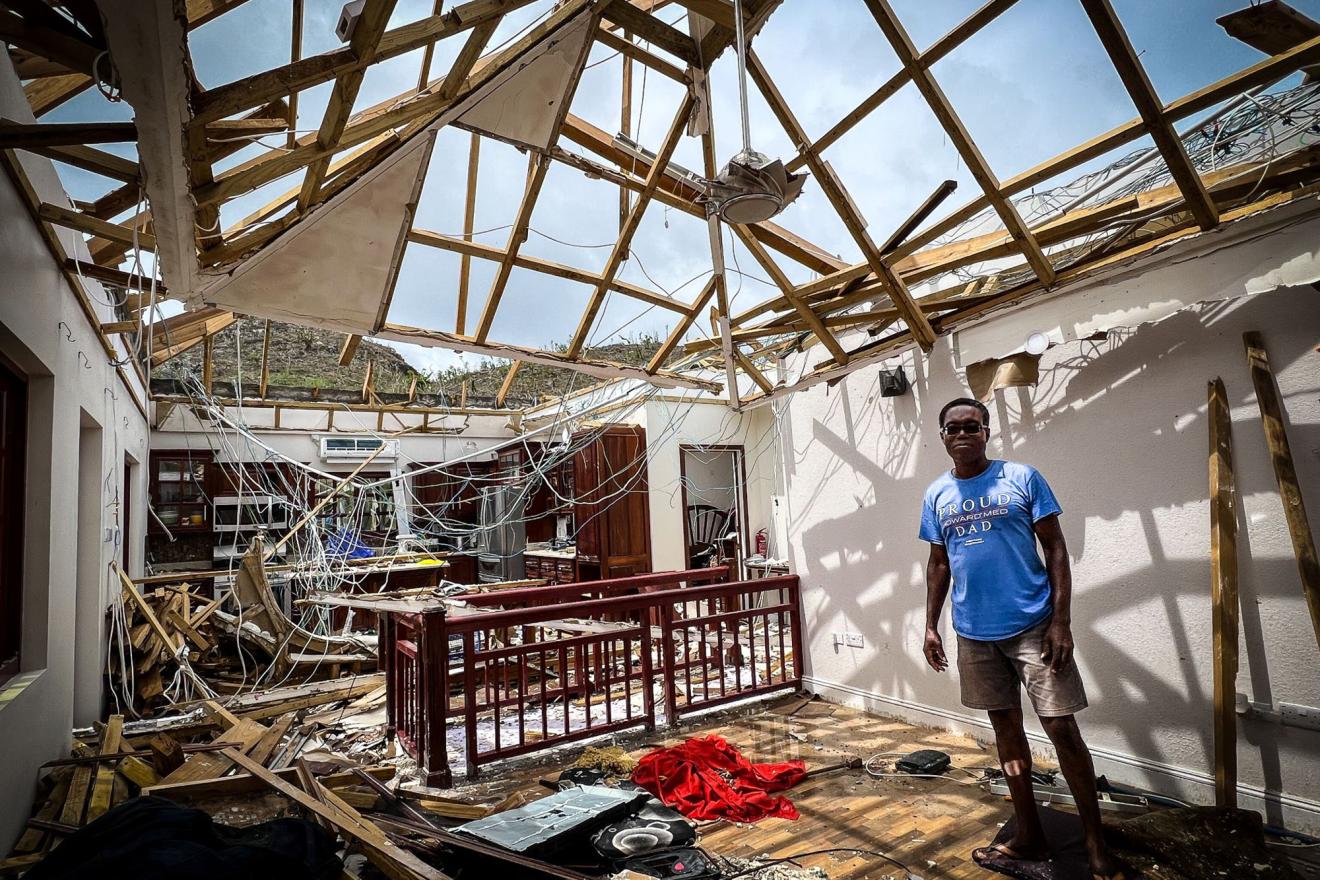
[678,444,748,579]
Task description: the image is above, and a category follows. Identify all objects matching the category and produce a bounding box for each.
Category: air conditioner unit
[319,436,398,461]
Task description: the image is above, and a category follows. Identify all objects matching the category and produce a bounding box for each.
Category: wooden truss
[6,0,1320,409]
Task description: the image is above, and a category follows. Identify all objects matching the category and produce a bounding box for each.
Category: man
[919,398,1124,880]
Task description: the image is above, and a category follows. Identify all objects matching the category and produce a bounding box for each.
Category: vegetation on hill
[155,319,666,406]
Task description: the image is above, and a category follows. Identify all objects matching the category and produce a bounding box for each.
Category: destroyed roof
[6,0,1320,412]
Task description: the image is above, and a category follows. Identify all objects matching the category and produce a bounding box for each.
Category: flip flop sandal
[972,842,1047,864]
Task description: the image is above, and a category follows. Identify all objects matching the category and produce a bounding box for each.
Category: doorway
[0,356,26,679]
[679,445,747,578]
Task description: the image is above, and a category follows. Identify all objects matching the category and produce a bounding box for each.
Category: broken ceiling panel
[455,10,595,151]
[196,132,435,335]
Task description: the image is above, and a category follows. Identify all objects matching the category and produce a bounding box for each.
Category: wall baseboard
[803,675,1320,834]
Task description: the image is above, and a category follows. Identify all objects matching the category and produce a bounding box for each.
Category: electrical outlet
[845,633,864,649]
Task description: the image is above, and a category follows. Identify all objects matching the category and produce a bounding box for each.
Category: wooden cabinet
[146,450,215,569]
[524,554,578,585]
[573,426,651,580]
[149,451,213,534]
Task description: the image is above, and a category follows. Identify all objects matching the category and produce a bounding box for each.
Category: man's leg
[1039,715,1123,878]
[985,707,1049,859]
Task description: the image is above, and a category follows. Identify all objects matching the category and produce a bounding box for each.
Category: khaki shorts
[956,618,1088,718]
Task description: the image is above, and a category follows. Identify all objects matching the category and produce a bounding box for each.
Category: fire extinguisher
[755,528,768,557]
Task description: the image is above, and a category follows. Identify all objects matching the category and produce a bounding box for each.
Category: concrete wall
[0,66,151,847]
[778,207,1320,831]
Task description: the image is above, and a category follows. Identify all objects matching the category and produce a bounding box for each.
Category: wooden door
[598,427,651,578]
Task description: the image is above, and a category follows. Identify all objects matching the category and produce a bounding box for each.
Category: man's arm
[1033,513,1073,672]
[924,543,951,672]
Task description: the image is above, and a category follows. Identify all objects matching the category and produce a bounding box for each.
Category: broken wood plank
[1243,331,1320,651]
[85,715,124,822]
[223,749,445,880]
[1208,377,1239,808]
[144,764,395,800]
[159,717,269,785]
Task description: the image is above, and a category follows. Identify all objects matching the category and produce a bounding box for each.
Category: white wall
[640,398,781,573]
[0,65,151,847]
[778,214,1320,830]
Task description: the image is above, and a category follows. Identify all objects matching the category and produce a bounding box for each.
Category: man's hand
[923,628,948,672]
[1040,619,1074,673]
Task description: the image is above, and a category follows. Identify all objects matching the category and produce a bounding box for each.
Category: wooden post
[258,318,271,398]
[1208,377,1239,808]
[201,334,214,395]
[1243,331,1320,650]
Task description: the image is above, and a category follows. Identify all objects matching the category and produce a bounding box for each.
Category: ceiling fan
[704,0,807,225]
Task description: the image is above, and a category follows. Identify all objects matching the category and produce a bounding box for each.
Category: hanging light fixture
[706,0,807,225]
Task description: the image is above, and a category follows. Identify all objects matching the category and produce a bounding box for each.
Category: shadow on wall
[791,287,1320,822]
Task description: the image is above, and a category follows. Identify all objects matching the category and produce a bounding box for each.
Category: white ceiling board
[455,12,595,151]
[197,134,434,334]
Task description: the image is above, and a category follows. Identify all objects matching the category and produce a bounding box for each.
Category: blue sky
[40,0,1318,374]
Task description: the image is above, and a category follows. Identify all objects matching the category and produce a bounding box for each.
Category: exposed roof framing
[10,0,1320,406]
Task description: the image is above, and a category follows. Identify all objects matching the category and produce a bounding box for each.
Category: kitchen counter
[524,543,577,560]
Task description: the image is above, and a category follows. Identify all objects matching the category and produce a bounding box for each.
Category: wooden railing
[381,568,802,786]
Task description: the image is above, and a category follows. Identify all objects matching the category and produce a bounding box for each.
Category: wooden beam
[567,93,695,358]
[339,334,363,366]
[746,50,938,351]
[788,0,1020,172]
[732,347,773,393]
[619,28,634,250]
[37,202,156,249]
[456,133,480,336]
[732,226,849,364]
[473,153,550,344]
[415,0,444,91]
[496,361,522,407]
[361,360,375,403]
[1080,0,1218,230]
[437,17,501,101]
[599,0,700,66]
[471,5,597,343]
[201,334,215,394]
[861,0,1055,288]
[259,319,272,397]
[883,32,1320,273]
[379,322,723,392]
[646,278,718,373]
[1243,331,1320,651]
[0,10,100,77]
[408,228,690,314]
[296,0,399,211]
[595,27,688,83]
[1208,376,1239,809]
[64,259,166,294]
[288,0,303,149]
[27,143,139,183]
[190,0,539,126]
[558,112,846,276]
[0,119,137,148]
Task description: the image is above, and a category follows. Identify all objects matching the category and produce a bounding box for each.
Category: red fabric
[631,734,807,822]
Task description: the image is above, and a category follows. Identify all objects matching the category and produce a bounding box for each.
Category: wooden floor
[449,693,1018,880]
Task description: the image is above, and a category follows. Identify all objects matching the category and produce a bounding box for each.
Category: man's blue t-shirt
[919,460,1062,641]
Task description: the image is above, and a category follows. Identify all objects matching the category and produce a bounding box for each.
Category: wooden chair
[686,504,731,569]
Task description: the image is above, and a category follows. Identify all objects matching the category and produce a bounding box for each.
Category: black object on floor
[977,807,1092,880]
[896,749,952,775]
[623,847,722,880]
[591,800,697,860]
[24,796,341,880]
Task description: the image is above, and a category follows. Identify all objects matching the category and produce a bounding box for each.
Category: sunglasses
[941,423,986,437]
